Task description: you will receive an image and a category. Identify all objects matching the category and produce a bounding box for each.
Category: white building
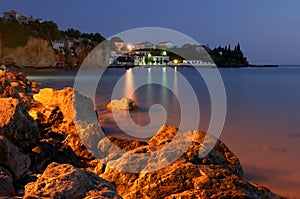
[52,40,65,51]
[182,60,216,67]
[3,10,22,20]
[135,41,156,49]
[157,41,173,49]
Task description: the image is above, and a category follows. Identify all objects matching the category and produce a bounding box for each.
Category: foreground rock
[0,70,19,98]
[0,135,31,180]
[32,87,98,133]
[0,97,39,148]
[98,125,281,199]
[0,71,39,148]
[25,162,122,199]
[106,98,138,110]
[32,87,101,162]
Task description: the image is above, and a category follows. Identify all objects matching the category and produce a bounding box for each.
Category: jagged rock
[32,87,98,134]
[0,97,39,148]
[98,125,282,199]
[0,71,19,98]
[32,87,103,164]
[0,166,15,197]
[5,71,31,93]
[106,98,138,110]
[148,124,178,150]
[33,88,74,124]
[0,135,31,180]
[29,136,84,173]
[24,162,122,199]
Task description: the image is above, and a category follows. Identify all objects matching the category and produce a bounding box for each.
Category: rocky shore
[0,70,283,198]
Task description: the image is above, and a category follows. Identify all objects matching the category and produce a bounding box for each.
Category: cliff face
[0,37,56,68]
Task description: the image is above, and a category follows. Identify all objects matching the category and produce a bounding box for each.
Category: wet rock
[0,166,15,197]
[24,162,122,199]
[0,135,31,180]
[106,98,138,110]
[0,97,39,148]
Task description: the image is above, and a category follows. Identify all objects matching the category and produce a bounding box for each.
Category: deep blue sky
[1,0,300,64]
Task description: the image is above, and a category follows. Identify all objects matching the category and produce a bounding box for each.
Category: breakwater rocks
[0,71,283,198]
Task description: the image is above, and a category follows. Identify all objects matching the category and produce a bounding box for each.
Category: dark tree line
[209,43,249,67]
[0,19,105,48]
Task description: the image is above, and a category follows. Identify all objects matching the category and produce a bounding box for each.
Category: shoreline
[5,64,280,71]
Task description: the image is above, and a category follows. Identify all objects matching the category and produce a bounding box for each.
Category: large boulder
[31,87,105,165]
[32,87,97,134]
[97,125,281,199]
[0,135,31,180]
[0,97,39,148]
[106,98,138,110]
[25,162,122,199]
[0,166,15,197]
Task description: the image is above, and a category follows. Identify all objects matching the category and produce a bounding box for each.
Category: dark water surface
[23,66,300,198]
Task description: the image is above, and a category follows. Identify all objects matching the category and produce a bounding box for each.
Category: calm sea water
[23,66,300,198]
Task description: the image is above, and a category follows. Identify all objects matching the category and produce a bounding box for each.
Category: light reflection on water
[95,67,207,139]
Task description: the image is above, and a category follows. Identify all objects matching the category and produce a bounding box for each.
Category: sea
[18,65,300,198]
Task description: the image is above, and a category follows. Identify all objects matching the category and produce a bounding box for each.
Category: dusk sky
[1,0,300,65]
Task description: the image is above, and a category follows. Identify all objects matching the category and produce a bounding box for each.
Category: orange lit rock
[106,98,138,110]
[33,87,97,134]
[97,125,281,199]
[0,98,39,148]
[24,162,122,199]
[148,124,178,150]
[32,87,101,164]
[0,71,19,98]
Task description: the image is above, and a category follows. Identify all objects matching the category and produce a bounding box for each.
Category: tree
[62,28,81,39]
[91,33,105,43]
[110,36,123,43]
[236,43,241,52]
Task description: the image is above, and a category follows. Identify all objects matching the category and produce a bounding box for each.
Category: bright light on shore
[127,44,133,51]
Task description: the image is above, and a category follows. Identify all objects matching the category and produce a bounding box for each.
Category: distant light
[173,59,178,64]
[127,44,133,51]
[148,53,152,58]
[162,51,167,56]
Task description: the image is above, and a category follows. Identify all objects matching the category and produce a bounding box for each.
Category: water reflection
[124,68,135,100]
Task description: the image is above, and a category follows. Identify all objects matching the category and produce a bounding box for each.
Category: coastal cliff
[0,71,283,198]
[0,37,56,68]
